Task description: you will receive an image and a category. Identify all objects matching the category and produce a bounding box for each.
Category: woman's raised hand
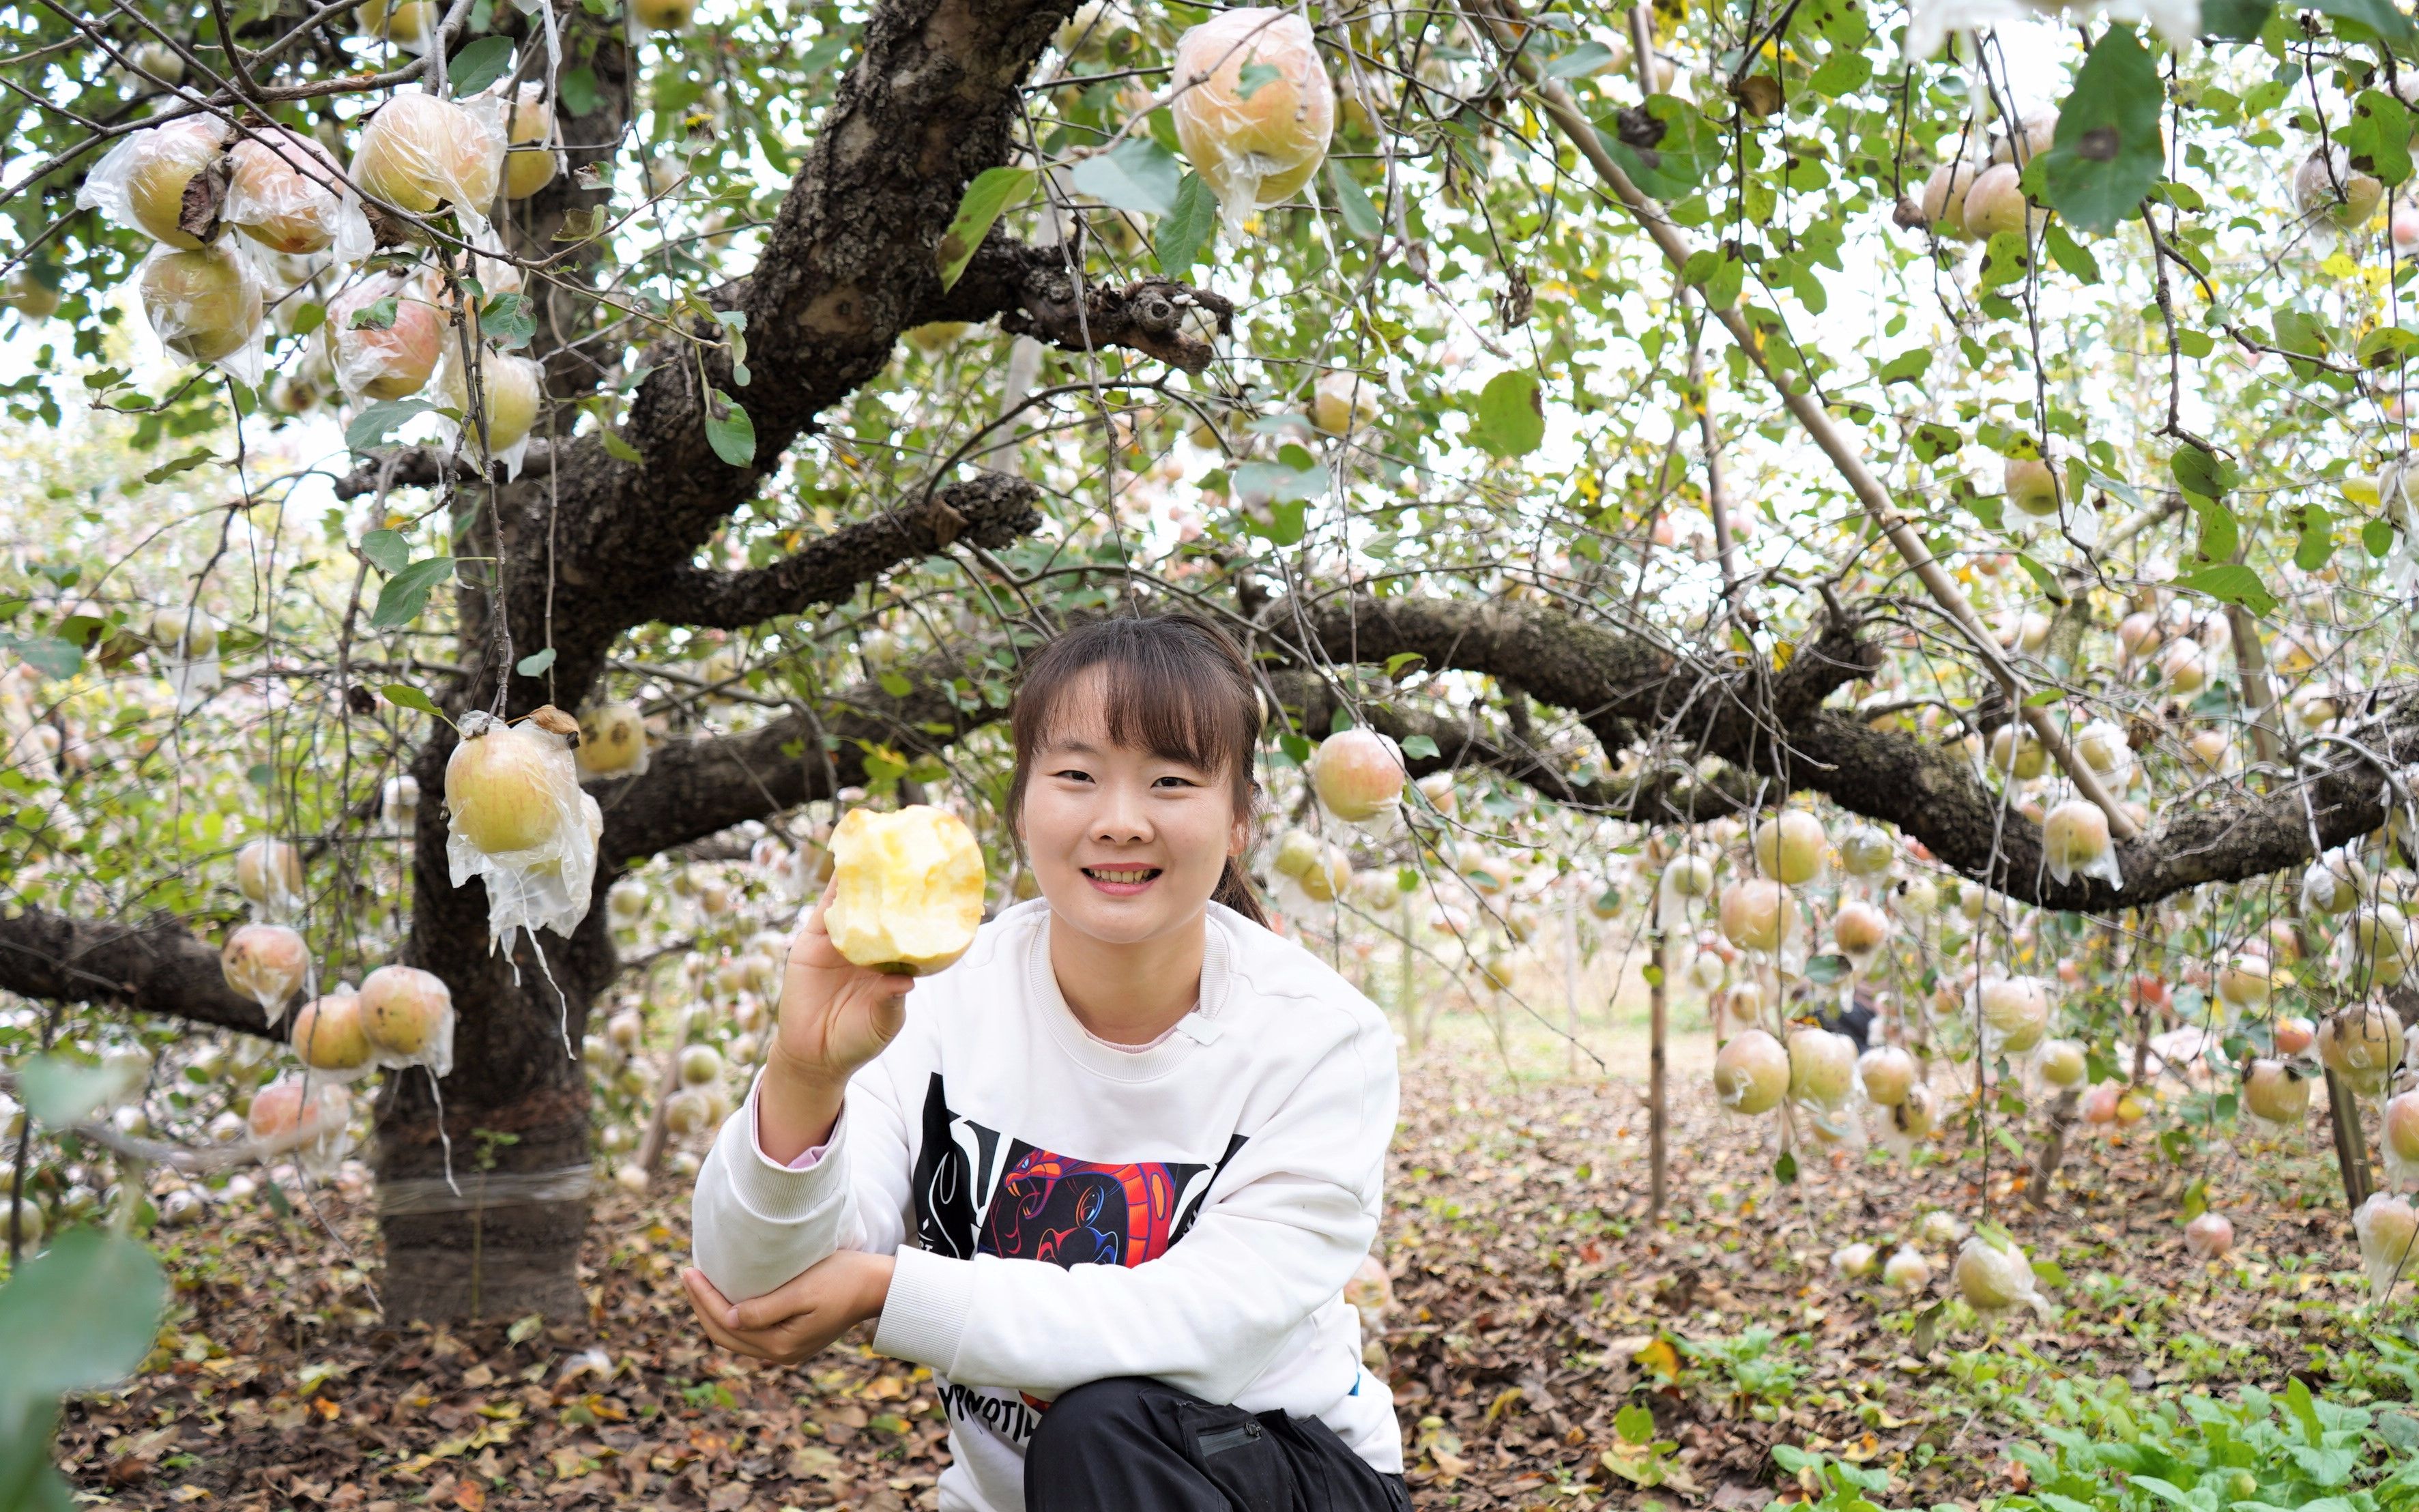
[757,876,914,1159]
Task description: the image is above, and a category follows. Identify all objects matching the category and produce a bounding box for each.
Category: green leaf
[1471,370,1546,458]
[2366,517,2397,557]
[1975,231,2031,290]
[1382,651,1426,679]
[380,682,442,719]
[2339,90,2414,188]
[1233,457,1326,504]
[345,397,437,453]
[360,528,410,575]
[2358,326,2419,368]
[515,647,555,676]
[1071,137,1180,218]
[141,447,217,484]
[1911,1301,1944,1356]
[370,557,459,632]
[1874,348,1932,384]
[2012,552,2069,604]
[478,291,536,351]
[2306,0,2414,44]
[0,1225,166,1403]
[2296,504,2336,570]
[560,65,600,117]
[704,390,756,467]
[17,1056,121,1130]
[2039,27,2166,233]
[1235,60,1279,101]
[348,295,399,332]
[448,36,513,97]
[1400,734,1440,760]
[2171,442,2235,501]
[600,426,643,464]
[1327,160,1382,239]
[1596,96,1723,201]
[2042,222,2104,284]
[878,669,914,698]
[0,633,83,681]
[1277,732,1313,764]
[1614,1401,1655,1444]
[1773,1149,1799,1184]
[1155,172,1219,272]
[2188,493,2240,562]
[1545,41,1615,78]
[2173,563,2278,616]
[936,166,1035,292]
[2199,0,2274,36]
[1803,953,1849,984]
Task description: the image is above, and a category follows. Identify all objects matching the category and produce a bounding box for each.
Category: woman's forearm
[756,1053,848,1164]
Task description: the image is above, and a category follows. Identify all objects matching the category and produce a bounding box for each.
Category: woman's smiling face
[1015,669,1249,946]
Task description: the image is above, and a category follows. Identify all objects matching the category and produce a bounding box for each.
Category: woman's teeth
[1086,867,1160,883]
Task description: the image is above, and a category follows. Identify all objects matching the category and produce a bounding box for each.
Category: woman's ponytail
[1211,854,1269,927]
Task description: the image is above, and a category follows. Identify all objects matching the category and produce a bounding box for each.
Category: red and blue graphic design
[984,1146,1192,1268]
[910,1073,1243,1270]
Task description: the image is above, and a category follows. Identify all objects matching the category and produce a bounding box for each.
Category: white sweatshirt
[689,898,1404,1512]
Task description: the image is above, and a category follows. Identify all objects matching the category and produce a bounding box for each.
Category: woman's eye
[1051,768,1093,783]
[1153,775,1196,789]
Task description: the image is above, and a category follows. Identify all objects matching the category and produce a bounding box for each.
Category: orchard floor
[51,1008,2413,1512]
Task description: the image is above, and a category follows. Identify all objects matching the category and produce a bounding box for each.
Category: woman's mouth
[1082,866,1162,895]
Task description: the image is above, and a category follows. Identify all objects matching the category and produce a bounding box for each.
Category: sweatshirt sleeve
[871,1008,1395,1404]
[689,1054,918,1303]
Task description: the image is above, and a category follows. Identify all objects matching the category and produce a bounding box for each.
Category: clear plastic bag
[147,603,224,712]
[223,126,374,263]
[444,708,599,950]
[325,270,444,403]
[2041,797,2122,890]
[351,90,506,229]
[435,344,545,480]
[77,115,230,248]
[246,1077,353,1167]
[2357,1193,2419,1298]
[1170,8,1335,238]
[138,241,267,385]
[1975,972,2051,1058]
[358,963,457,1077]
[221,922,310,1027]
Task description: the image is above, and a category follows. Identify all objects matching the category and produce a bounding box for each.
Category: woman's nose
[1092,783,1153,841]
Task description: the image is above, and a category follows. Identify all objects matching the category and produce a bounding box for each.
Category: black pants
[1025,1376,1412,1512]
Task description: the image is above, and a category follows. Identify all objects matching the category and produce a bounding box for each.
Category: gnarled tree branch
[1269,592,2411,911]
[645,473,1042,629]
[0,908,272,1038]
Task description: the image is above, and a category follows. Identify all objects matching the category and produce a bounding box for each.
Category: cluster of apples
[1916,111,2054,244]
[77,71,559,462]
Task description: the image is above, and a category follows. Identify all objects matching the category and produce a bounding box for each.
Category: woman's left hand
[681,1250,897,1365]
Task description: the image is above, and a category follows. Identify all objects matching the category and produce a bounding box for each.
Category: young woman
[682,613,1408,1512]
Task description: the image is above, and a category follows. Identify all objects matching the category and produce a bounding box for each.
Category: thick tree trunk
[371,740,618,1321]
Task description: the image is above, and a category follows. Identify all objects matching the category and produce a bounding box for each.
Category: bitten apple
[822,804,987,975]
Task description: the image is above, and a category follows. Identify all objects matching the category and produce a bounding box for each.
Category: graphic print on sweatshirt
[910,1073,1246,1442]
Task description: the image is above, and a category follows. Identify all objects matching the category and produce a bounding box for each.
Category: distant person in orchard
[682,613,1410,1512]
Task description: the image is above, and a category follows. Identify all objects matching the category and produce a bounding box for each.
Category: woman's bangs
[1030,646,1234,779]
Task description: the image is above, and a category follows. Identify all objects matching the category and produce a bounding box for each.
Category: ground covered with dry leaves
[48,1040,2419,1511]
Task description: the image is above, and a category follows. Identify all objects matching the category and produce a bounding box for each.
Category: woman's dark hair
[1004,613,1269,927]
